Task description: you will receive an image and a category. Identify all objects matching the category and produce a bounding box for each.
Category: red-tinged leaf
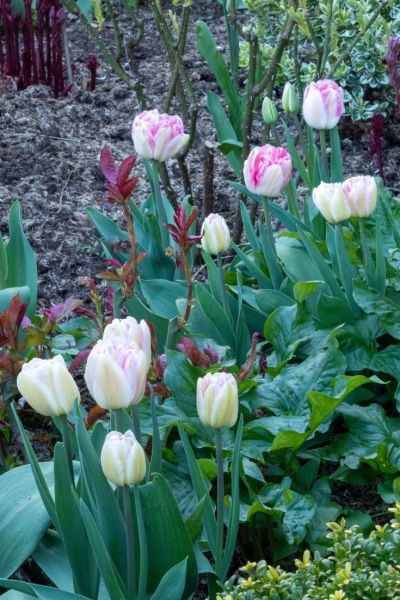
[69,348,92,373]
[100,145,118,184]
[42,298,83,323]
[185,208,199,230]
[96,270,123,282]
[120,176,139,200]
[0,295,28,348]
[117,155,137,187]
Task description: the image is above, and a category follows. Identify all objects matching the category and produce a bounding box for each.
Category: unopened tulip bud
[312,182,351,223]
[282,82,299,114]
[243,144,292,197]
[201,214,231,255]
[262,97,278,125]
[302,79,344,130]
[342,176,377,218]
[132,109,189,162]
[103,317,151,371]
[101,430,146,486]
[196,372,238,429]
[17,355,80,416]
[84,339,148,410]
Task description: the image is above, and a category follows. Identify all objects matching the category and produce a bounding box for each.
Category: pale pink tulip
[342,176,377,218]
[132,109,189,161]
[312,182,351,223]
[243,145,292,197]
[85,339,148,409]
[302,80,344,130]
[103,317,151,370]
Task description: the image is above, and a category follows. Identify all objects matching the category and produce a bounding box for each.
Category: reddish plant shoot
[386,37,400,110]
[369,113,385,183]
[0,0,67,97]
[87,54,98,91]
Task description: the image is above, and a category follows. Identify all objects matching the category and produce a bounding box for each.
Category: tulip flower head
[103,317,151,371]
[302,80,344,130]
[85,338,148,410]
[342,175,377,218]
[101,430,146,487]
[197,372,238,429]
[312,182,351,224]
[132,109,189,162]
[243,144,292,197]
[17,355,80,416]
[201,213,231,255]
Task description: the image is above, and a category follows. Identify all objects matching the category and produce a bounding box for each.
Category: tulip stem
[215,428,225,577]
[319,129,330,182]
[133,485,148,600]
[359,218,375,288]
[132,405,142,447]
[59,415,74,487]
[217,253,230,316]
[114,408,125,433]
[122,485,137,600]
[151,159,169,249]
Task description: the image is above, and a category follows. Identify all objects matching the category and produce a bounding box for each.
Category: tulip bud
[342,175,377,218]
[302,79,344,130]
[84,339,148,410]
[262,96,278,125]
[101,430,146,486]
[16,355,80,417]
[103,317,151,371]
[243,144,292,197]
[312,182,351,223]
[201,213,231,255]
[132,109,189,162]
[282,82,299,114]
[196,372,238,429]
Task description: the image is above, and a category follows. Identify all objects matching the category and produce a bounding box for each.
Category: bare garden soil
[1,0,400,591]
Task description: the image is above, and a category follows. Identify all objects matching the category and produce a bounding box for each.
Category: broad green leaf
[293,281,320,303]
[0,462,54,577]
[0,286,30,313]
[264,305,300,363]
[32,532,74,593]
[254,289,295,316]
[151,558,187,600]
[86,207,128,243]
[207,93,242,176]
[0,580,91,600]
[140,474,198,597]
[5,202,37,316]
[163,350,202,416]
[197,22,241,135]
[140,278,187,319]
[353,281,400,339]
[191,283,236,352]
[272,375,371,451]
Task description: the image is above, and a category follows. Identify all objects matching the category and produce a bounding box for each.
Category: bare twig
[203,141,215,217]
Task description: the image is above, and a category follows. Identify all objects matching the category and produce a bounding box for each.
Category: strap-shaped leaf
[79,500,127,600]
[178,423,217,556]
[11,404,57,526]
[222,415,243,578]
[54,444,99,599]
[282,122,312,190]
[151,557,188,600]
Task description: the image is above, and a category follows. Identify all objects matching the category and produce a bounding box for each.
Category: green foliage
[0,202,37,316]
[218,504,400,599]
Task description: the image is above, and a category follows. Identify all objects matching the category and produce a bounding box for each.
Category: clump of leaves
[219,504,400,599]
